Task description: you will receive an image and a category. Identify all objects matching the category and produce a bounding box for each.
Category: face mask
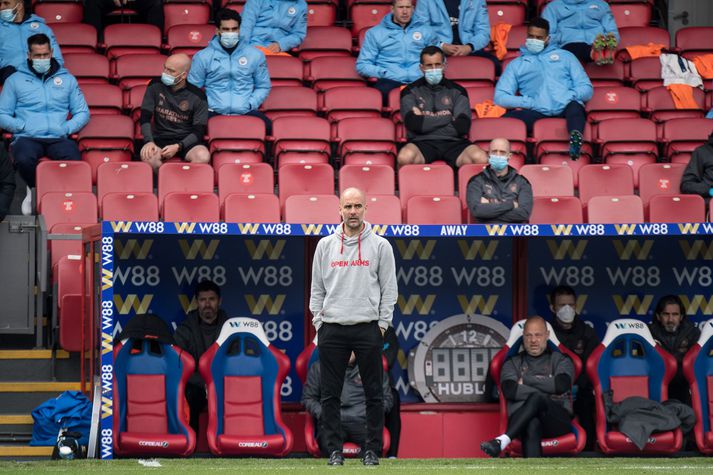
[556,305,576,324]
[0,6,17,22]
[424,68,443,85]
[220,32,239,49]
[525,38,545,54]
[488,154,508,172]
[32,58,51,74]
[161,72,178,86]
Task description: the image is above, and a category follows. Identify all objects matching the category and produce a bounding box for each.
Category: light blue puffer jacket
[188,36,271,115]
[414,0,491,52]
[356,14,439,83]
[0,62,88,139]
[0,14,63,70]
[240,0,307,51]
[494,44,593,116]
[542,0,619,47]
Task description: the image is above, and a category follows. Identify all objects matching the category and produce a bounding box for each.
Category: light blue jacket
[356,15,439,83]
[188,36,271,115]
[494,44,592,116]
[0,62,88,139]
[240,0,307,52]
[0,14,63,70]
[415,0,491,52]
[542,0,619,47]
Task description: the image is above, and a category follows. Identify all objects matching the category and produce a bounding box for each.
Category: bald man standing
[139,54,210,170]
[309,188,398,466]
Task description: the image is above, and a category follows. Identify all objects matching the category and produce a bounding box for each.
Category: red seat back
[224,376,264,436]
[126,374,168,433]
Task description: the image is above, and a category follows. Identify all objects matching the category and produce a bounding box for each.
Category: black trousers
[385,387,401,457]
[503,101,587,136]
[506,392,572,458]
[317,420,367,456]
[574,387,596,450]
[562,42,594,64]
[185,381,207,435]
[318,321,384,455]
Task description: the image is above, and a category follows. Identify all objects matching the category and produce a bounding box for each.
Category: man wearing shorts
[139,53,210,170]
[397,45,487,168]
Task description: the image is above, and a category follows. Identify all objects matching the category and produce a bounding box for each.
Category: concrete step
[0,382,85,416]
[0,350,82,382]
[0,414,34,435]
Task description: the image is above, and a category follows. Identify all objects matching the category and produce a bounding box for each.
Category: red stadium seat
[97,162,153,209]
[644,86,705,126]
[585,87,642,131]
[519,165,574,197]
[649,194,705,223]
[321,86,383,124]
[158,163,214,209]
[307,2,337,27]
[349,4,391,36]
[284,194,340,223]
[298,26,352,61]
[218,162,274,206]
[398,164,454,212]
[82,151,131,185]
[503,24,528,61]
[682,321,713,455]
[123,84,148,121]
[638,163,686,206]
[445,56,495,87]
[661,118,713,162]
[488,3,526,25]
[306,56,366,91]
[406,196,462,224]
[63,53,110,84]
[163,2,211,35]
[34,2,83,23]
[469,118,527,165]
[610,3,652,28]
[578,164,634,204]
[223,194,281,223]
[163,192,220,222]
[166,24,216,56]
[261,86,318,120]
[529,196,583,224]
[464,86,496,113]
[80,83,123,115]
[584,60,628,87]
[51,22,97,54]
[207,115,266,163]
[102,193,159,222]
[335,117,397,167]
[539,155,591,189]
[266,55,304,87]
[49,223,92,272]
[364,194,402,224]
[113,54,167,90]
[40,192,97,231]
[604,154,655,188]
[277,163,334,210]
[627,57,663,92]
[36,161,92,212]
[77,116,135,167]
[675,26,713,59]
[271,116,331,167]
[587,195,644,224]
[532,119,594,163]
[596,118,658,162]
[339,164,394,196]
[617,27,670,61]
[54,255,90,353]
[102,24,162,59]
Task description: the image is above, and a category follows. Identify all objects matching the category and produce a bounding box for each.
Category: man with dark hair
[481,316,575,458]
[398,45,487,168]
[494,17,592,160]
[356,0,439,102]
[188,8,272,133]
[681,133,713,204]
[84,0,164,37]
[648,295,700,405]
[0,33,89,216]
[139,53,210,171]
[240,0,307,53]
[174,280,230,433]
[0,0,63,84]
[548,285,599,449]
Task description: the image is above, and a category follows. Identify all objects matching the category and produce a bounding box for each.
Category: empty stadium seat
[586,318,682,455]
[488,3,526,25]
[34,2,83,23]
[298,26,352,61]
[77,116,135,169]
[339,164,395,196]
[350,3,391,36]
[587,195,644,224]
[97,162,154,208]
[261,86,318,120]
[166,24,216,56]
[271,116,331,167]
[163,2,211,35]
[648,195,706,223]
[284,194,340,223]
[306,56,366,91]
[519,165,574,197]
[661,118,713,162]
[102,193,160,222]
[278,163,334,210]
[406,196,462,224]
[644,86,705,125]
[208,115,266,164]
[335,117,397,167]
[398,164,454,212]
[464,86,496,113]
[532,119,594,163]
[51,22,97,54]
[63,53,110,84]
[157,163,214,209]
[218,163,274,205]
[123,84,148,121]
[682,319,713,455]
[578,164,634,204]
[306,2,337,27]
[638,163,686,206]
[584,60,627,87]
[163,193,220,223]
[80,83,124,115]
[610,3,652,28]
[199,317,293,456]
[49,223,92,272]
[113,54,167,90]
[675,26,713,59]
[223,194,281,223]
[321,86,383,124]
[617,26,670,61]
[596,118,658,165]
[36,161,92,212]
[585,87,642,129]
[538,156,590,189]
[40,192,98,231]
[266,55,304,87]
[502,24,528,61]
[445,56,495,87]
[54,255,90,353]
[628,57,663,92]
[470,118,527,165]
[604,154,656,188]
[103,24,162,59]
[529,196,584,225]
[363,194,402,225]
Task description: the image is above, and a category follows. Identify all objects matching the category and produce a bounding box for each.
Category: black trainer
[480,438,502,458]
[328,450,344,466]
[362,449,379,466]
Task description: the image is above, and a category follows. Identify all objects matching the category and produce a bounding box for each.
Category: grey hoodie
[310,222,397,331]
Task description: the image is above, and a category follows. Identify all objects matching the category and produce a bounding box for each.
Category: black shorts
[413,139,472,166]
[154,138,203,160]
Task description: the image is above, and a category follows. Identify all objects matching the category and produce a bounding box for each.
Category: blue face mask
[32,58,51,74]
[0,6,17,22]
[525,38,546,54]
[424,68,443,85]
[161,72,178,86]
[488,154,508,172]
[220,32,239,49]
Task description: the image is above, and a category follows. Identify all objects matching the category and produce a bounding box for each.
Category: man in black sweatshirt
[398,45,487,168]
[680,132,713,204]
[481,316,575,458]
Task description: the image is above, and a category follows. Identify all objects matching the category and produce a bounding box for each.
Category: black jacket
[0,146,15,221]
[680,134,713,202]
[466,166,533,223]
[174,309,229,383]
[648,317,700,401]
[551,316,600,391]
[400,77,471,142]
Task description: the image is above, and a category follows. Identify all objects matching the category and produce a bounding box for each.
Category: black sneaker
[569,129,583,160]
[362,449,379,466]
[480,438,502,458]
[328,450,344,466]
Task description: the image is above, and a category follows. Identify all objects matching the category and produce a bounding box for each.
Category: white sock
[496,434,511,450]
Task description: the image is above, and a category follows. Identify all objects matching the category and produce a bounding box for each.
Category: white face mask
[556,305,575,324]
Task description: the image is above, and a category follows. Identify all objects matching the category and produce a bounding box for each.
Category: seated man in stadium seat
[494,17,592,160]
[397,46,487,168]
[188,8,272,133]
[174,280,230,434]
[302,351,394,458]
[481,316,575,458]
[356,0,439,102]
[84,0,164,37]
[542,0,619,64]
[414,0,501,75]
[240,0,307,54]
[0,33,89,216]
[0,145,15,222]
[681,132,713,204]
[648,295,700,406]
[548,285,599,450]
[466,138,532,223]
[0,0,63,85]
[139,54,210,171]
